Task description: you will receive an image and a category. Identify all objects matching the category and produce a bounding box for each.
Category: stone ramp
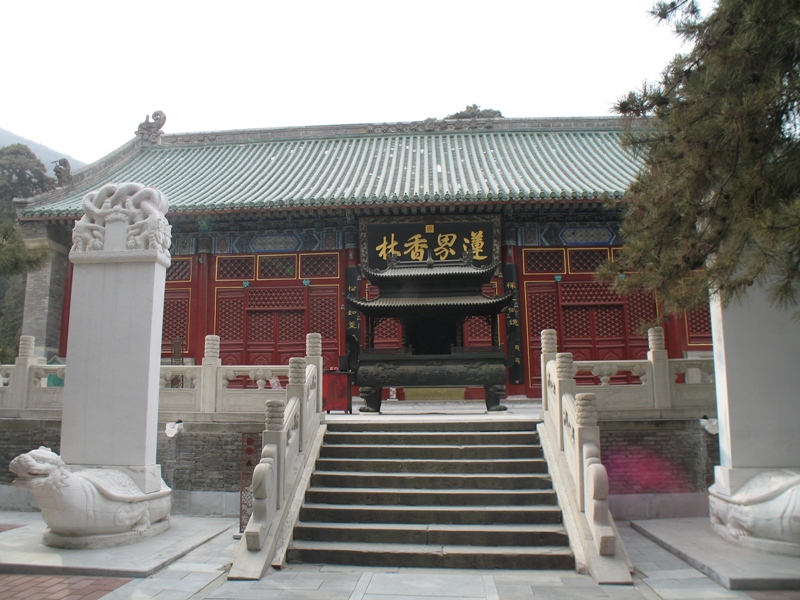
[285,418,575,570]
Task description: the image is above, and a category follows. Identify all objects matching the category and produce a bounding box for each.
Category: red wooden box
[323,371,352,413]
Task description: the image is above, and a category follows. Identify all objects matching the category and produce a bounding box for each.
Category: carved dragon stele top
[70,182,171,263]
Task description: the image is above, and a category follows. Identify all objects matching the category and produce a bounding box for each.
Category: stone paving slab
[0,511,235,578]
[631,518,800,591]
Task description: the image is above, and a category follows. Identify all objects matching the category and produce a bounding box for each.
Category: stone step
[286,540,575,570]
[298,503,564,525]
[304,487,557,506]
[318,444,542,460]
[310,471,553,489]
[323,430,539,446]
[325,420,538,433]
[314,457,549,474]
[292,522,570,547]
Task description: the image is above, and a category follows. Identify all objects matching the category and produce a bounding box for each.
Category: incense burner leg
[485,384,508,412]
[359,386,382,413]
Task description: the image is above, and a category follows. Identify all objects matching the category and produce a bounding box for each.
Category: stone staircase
[286,419,575,569]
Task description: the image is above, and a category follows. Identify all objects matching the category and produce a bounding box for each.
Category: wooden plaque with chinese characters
[359,215,500,270]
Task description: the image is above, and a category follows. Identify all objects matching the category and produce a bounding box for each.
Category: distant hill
[0,127,86,177]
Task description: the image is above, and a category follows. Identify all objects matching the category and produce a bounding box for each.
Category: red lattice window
[166,260,191,281]
[300,254,338,278]
[278,311,305,342]
[527,287,558,336]
[466,316,492,339]
[248,311,273,342]
[563,306,591,338]
[218,257,255,280]
[218,297,244,341]
[481,283,497,296]
[596,306,624,338]
[259,256,296,279]
[524,250,565,273]
[374,317,400,341]
[162,294,189,345]
[568,249,608,273]
[687,304,712,336]
[560,282,621,305]
[310,295,337,340]
[627,292,658,336]
[248,288,305,309]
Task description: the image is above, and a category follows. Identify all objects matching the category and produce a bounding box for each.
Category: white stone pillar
[60,183,172,494]
[710,287,800,496]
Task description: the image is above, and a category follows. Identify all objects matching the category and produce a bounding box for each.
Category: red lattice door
[246,287,307,365]
[522,281,656,395]
[217,284,340,368]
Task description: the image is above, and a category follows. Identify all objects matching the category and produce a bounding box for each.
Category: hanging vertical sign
[503,261,523,385]
[344,248,361,353]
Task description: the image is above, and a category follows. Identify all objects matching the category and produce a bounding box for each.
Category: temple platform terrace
[2,399,798,598]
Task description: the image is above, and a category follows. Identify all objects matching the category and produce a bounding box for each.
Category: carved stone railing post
[286,357,306,404]
[647,327,670,410]
[11,336,37,409]
[540,329,558,413]
[264,394,287,509]
[202,335,221,413]
[244,444,276,551]
[305,333,324,413]
[554,353,576,451]
[574,392,599,513]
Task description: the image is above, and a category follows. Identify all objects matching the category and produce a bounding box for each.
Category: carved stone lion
[710,470,800,554]
[9,447,171,541]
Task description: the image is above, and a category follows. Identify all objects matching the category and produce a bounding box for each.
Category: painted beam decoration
[360,215,500,269]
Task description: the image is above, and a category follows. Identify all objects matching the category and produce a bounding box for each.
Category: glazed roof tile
[20,117,641,219]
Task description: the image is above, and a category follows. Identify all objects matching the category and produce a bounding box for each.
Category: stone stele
[9,182,173,548]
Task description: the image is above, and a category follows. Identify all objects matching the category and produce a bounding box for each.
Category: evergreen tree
[0,144,53,360]
[602,0,800,316]
[0,274,26,363]
[0,144,54,220]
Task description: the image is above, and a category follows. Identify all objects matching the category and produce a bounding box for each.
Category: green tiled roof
[20,118,641,219]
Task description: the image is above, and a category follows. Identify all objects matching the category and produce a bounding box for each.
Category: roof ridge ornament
[136,111,166,144]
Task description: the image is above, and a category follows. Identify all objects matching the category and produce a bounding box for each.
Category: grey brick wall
[20,222,71,359]
[0,420,61,485]
[1,420,263,493]
[600,420,719,495]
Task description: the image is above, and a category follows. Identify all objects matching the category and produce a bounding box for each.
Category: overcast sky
[1,0,710,165]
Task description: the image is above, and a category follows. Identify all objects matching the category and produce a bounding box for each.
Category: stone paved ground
[1,520,799,599]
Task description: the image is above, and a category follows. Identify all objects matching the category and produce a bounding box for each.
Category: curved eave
[19,191,623,221]
[362,261,501,283]
[346,293,514,317]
